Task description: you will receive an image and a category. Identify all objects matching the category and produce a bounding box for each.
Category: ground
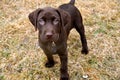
[0,0,120,80]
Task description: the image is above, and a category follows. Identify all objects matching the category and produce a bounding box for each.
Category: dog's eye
[39,19,45,25]
[53,19,59,25]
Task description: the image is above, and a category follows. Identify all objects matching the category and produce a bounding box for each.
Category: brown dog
[28,0,88,80]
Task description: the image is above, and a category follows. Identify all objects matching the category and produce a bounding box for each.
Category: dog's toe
[81,49,89,55]
[45,61,55,68]
[60,74,69,80]
[60,77,69,80]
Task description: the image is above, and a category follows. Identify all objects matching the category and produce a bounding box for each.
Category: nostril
[46,33,53,39]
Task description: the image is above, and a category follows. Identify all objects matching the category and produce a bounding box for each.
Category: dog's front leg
[43,50,55,68]
[59,50,69,80]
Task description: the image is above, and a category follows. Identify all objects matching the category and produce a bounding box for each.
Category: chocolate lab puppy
[28,0,88,80]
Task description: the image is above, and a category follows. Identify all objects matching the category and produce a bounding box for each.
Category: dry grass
[0,0,120,80]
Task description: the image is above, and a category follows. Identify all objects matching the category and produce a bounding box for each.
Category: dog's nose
[46,32,53,39]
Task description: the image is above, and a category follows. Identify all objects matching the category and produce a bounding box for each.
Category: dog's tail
[69,0,75,5]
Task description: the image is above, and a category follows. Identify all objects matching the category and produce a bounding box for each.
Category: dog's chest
[47,42,57,54]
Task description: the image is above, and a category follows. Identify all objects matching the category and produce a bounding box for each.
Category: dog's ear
[56,8,71,28]
[56,8,69,27]
[56,9,64,28]
[28,8,42,31]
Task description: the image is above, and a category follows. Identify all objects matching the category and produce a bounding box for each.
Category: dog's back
[59,0,88,54]
[59,0,83,25]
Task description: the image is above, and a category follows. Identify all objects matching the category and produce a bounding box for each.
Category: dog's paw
[60,74,69,80]
[81,48,89,55]
[45,61,55,68]
[60,77,69,80]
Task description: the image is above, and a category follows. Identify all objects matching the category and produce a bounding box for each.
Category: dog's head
[28,7,69,43]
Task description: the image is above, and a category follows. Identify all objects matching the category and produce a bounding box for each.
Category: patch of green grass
[0,75,5,80]
[0,51,10,58]
[88,56,97,65]
[94,22,108,35]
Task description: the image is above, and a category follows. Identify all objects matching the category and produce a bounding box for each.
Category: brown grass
[0,0,120,80]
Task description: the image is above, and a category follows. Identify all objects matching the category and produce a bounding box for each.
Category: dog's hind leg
[74,17,89,54]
